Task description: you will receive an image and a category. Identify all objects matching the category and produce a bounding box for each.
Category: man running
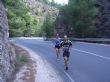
[54,34,61,61]
[61,35,72,70]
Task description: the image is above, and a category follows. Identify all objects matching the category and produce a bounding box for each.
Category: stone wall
[0,0,16,82]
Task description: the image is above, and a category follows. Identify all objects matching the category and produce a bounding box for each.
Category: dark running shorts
[63,51,70,58]
[55,45,60,49]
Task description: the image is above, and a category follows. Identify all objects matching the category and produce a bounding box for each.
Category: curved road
[13,38,110,82]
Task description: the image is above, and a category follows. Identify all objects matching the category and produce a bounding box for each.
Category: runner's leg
[58,48,60,57]
[56,48,60,60]
[64,56,68,70]
[63,51,70,70]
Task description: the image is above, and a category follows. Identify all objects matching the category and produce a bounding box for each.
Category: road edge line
[73,49,110,60]
[63,71,75,82]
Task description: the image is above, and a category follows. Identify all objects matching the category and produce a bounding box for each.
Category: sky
[49,0,68,5]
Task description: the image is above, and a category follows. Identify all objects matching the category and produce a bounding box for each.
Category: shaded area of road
[13,38,110,82]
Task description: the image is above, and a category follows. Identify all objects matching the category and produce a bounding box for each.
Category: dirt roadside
[8,43,36,82]
[9,42,64,82]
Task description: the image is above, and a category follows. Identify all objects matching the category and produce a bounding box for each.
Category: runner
[54,34,61,61]
[61,35,72,70]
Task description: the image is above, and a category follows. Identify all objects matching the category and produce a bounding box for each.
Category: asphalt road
[13,38,110,82]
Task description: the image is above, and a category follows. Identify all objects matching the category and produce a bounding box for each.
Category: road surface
[13,38,110,82]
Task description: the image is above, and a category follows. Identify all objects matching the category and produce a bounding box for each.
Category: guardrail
[45,38,110,44]
[72,38,110,44]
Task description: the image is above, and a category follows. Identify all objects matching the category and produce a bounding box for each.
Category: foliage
[3,0,59,37]
[42,14,55,38]
[26,0,59,37]
[38,0,62,8]
[61,0,97,38]
[3,0,38,37]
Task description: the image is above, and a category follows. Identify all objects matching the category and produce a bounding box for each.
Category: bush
[15,55,28,70]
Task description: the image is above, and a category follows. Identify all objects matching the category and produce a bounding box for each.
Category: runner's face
[64,36,68,41]
[56,34,59,38]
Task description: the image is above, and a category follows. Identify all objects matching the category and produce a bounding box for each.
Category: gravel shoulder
[12,43,64,82]
[9,43,36,82]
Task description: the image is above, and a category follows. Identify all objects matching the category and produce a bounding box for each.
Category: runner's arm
[60,41,64,48]
[69,41,72,50]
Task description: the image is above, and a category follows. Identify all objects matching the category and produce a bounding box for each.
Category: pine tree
[62,0,97,37]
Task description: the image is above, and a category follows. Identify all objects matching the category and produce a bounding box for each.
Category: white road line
[77,42,110,46]
[64,71,75,82]
[73,48,110,60]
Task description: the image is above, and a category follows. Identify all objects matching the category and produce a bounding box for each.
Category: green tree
[42,14,55,38]
[3,0,58,37]
[3,0,38,37]
[62,0,97,38]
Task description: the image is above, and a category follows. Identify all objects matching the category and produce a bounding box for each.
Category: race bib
[63,45,69,51]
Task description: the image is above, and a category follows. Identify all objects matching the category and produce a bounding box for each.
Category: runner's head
[64,35,68,41]
[56,34,59,38]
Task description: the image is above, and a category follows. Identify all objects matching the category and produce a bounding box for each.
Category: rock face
[24,0,59,24]
[95,0,110,37]
[0,0,16,82]
[24,0,59,37]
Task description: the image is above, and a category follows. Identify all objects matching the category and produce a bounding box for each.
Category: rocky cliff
[24,0,59,25]
[24,0,59,37]
[0,0,16,82]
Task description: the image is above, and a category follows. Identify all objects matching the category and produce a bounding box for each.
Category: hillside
[24,0,59,36]
[2,0,59,37]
